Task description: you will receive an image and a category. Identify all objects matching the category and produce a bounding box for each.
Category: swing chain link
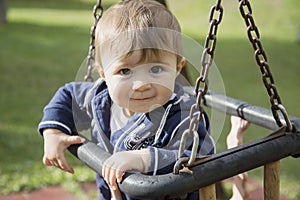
[175,0,223,174]
[239,0,293,132]
[84,0,103,82]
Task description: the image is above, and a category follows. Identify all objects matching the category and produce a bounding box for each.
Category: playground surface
[0,178,293,200]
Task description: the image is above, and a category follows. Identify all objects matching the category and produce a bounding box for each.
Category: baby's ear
[176,57,186,75]
[100,71,106,80]
[97,67,106,80]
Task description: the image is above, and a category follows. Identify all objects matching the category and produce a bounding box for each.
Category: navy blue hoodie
[38,79,215,199]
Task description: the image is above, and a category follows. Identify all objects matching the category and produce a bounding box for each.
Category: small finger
[103,160,118,189]
[43,156,52,166]
[109,167,118,190]
[102,162,109,180]
[65,136,85,146]
[102,164,110,185]
[50,160,59,168]
[116,169,124,183]
[102,158,113,179]
[59,153,74,173]
[57,158,74,174]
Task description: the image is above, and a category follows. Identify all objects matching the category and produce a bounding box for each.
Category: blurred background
[0,0,299,199]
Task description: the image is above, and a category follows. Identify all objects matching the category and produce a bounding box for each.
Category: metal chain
[238,0,293,132]
[84,0,103,82]
[175,0,223,172]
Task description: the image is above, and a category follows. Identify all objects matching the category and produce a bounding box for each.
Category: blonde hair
[95,0,183,70]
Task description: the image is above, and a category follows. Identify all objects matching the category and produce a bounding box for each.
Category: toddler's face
[100,50,183,116]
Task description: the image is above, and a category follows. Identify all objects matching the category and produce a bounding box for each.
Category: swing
[68,0,300,199]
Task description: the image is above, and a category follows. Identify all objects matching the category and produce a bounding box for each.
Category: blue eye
[119,68,132,75]
[150,65,162,74]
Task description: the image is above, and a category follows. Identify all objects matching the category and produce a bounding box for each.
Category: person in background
[227,116,251,200]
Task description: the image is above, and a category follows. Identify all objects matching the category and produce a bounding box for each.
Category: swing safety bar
[197,88,298,130]
[68,90,300,199]
[184,87,299,131]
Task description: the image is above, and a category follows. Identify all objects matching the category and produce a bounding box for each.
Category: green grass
[0,0,299,199]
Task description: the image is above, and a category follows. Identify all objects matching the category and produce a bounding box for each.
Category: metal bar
[68,128,300,199]
[183,87,299,131]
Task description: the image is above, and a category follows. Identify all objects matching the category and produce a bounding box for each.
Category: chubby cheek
[156,72,176,92]
[106,78,133,108]
[156,86,173,104]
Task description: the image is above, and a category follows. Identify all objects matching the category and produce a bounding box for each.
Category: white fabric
[110,103,130,135]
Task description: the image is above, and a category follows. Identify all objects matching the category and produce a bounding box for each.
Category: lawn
[0,0,299,199]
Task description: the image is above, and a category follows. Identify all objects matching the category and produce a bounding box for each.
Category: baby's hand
[43,128,85,174]
[227,116,250,148]
[230,116,250,133]
[102,149,150,190]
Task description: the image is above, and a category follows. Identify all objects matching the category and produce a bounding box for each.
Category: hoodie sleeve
[38,82,95,135]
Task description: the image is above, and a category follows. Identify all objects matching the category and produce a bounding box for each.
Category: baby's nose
[132,80,151,91]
